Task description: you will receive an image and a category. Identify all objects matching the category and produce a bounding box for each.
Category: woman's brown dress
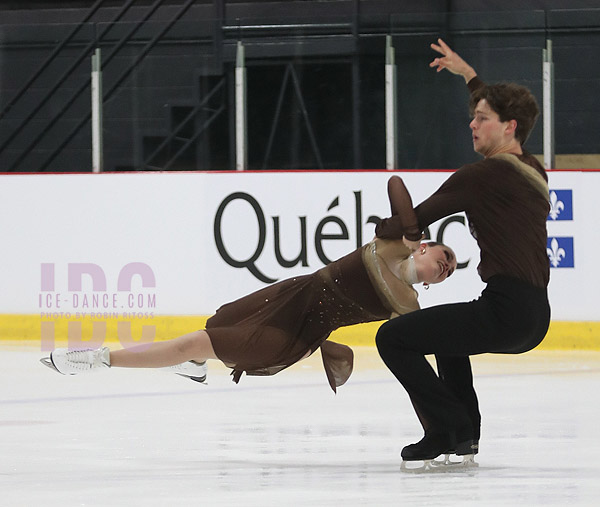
[206,177,421,391]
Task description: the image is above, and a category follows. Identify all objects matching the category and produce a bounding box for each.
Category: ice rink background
[1,345,599,506]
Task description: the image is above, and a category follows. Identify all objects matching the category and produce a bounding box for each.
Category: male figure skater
[376,39,550,471]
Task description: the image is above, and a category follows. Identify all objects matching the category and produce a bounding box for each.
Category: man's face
[469,99,513,157]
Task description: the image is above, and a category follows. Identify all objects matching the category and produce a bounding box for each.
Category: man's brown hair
[469,83,540,144]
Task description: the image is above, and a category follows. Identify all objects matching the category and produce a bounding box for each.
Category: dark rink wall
[0,0,598,172]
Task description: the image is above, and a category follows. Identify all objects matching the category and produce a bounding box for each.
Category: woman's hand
[429,38,477,83]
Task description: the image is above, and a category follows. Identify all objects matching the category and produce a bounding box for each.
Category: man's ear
[505,119,517,137]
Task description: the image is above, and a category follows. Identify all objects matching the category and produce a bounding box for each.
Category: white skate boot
[163,360,207,384]
[41,347,111,375]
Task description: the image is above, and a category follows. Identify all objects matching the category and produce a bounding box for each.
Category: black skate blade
[176,373,207,385]
[40,356,62,374]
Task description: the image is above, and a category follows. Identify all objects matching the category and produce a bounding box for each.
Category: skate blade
[176,373,207,385]
[39,356,62,374]
[401,454,478,473]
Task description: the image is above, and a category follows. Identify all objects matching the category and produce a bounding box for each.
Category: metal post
[352,56,362,169]
[542,39,555,170]
[385,36,398,170]
[235,41,247,171]
[91,48,104,173]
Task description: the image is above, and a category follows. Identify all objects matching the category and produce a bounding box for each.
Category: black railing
[0,0,142,160]
[0,3,598,172]
[0,0,106,122]
[36,0,198,172]
[143,77,226,170]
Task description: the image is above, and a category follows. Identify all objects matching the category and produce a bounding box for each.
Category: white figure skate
[163,360,208,384]
[40,347,111,375]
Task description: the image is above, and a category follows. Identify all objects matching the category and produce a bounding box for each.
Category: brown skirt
[205,247,391,391]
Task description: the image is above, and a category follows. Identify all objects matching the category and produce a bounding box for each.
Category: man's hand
[402,237,421,252]
[429,38,477,83]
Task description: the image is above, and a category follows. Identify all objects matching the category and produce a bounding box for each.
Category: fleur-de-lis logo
[547,238,566,267]
[548,191,565,220]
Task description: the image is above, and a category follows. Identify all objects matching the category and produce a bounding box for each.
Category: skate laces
[63,349,95,370]
[65,348,107,370]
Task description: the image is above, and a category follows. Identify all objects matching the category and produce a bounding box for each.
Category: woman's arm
[375,176,421,241]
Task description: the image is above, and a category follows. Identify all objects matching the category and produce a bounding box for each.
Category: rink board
[0,170,597,349]
[0,313,598,350]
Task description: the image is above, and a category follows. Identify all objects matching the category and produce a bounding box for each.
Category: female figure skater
[44,176,456,392]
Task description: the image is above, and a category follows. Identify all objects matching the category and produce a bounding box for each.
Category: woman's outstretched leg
[110,330,217,368]
[43,330,218,378]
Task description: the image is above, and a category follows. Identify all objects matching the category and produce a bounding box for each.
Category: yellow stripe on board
[0,314,598,350]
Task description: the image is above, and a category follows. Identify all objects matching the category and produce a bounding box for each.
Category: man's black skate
[400,430,479,473]
[401,432,454,461]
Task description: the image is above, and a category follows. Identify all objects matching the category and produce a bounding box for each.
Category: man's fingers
[438,38,452,51]
[430,42,444,54]
[430,57,448,69]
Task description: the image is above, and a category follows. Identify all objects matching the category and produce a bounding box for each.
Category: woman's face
[413,244,457,284]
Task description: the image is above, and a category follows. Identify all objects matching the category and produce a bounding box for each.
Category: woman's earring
[423,282,430,290]
[421,248,426,255]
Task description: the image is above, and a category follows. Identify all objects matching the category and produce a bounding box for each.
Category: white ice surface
[1,347,599,506]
